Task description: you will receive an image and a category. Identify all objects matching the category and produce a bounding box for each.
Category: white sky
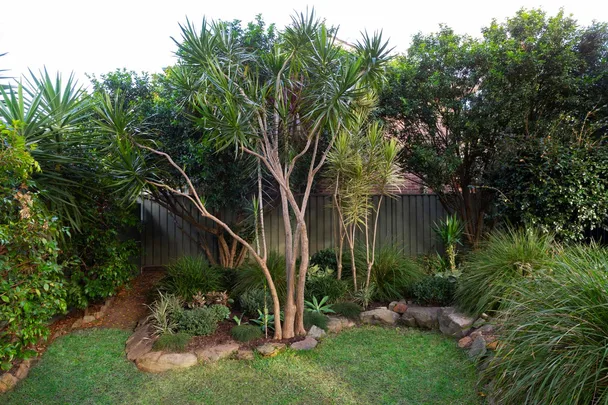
[1,0,606,85]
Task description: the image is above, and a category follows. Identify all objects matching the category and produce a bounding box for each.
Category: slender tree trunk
[349,224,358,291]
[294,219,309,336]
[365,195,384,290]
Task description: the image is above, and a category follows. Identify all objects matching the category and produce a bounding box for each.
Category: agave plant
[304,296,335,315]
[433,215,464,274]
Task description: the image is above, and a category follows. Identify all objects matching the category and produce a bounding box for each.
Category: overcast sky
[1,0,606,85]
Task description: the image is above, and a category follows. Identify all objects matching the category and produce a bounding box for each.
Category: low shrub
[303,311,328,331]
[483,244,608,404]
[305,276,348,303]
[152,332,192,352]
[233,252,286,302]
[147,292,183,336]
[410,276,457,306]
[175,305,229,336]
[231,324,263,342]
[331,302,362,320]
[355,244,425,301]
[457,227,556,316]
[207,304,231,321]
[239,288,272,316]
[310,248,339,271]
[162,256,223,300]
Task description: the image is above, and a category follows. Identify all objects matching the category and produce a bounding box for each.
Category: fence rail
[140,194,446,267]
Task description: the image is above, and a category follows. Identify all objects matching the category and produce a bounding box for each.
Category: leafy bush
[351,284,376,310]
[152,332,191,352]
[355,245,425,301]
[303,311,328,331]
[457,227,556,316]
[310,248,339,271]
[207,304,231,321]
[410,276,456,306]
[483,244,608,404]
[233,252,286,301]
[231,324,263,342]
[146,292,183,336]
[239,289,272,316]
[305,296,335,315]
[331,302,362,320]
[162,256,223,300]
[175,305,229,336]
[305,276,348,303]
[0,125,67,370]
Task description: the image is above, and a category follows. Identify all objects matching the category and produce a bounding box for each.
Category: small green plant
[231,324,263,342]
[410,276,457,306]
[433,215,464,274]
[239,289,272,316]
[250,309,282,336]
[305,274,348,303]
[331,302,362,320]
[303,311,329,331]
[207,304,231,321]
[175,305,229,336]
[147,292,184,336]
[352,283,376,309]
[310,248,339,271]
[152,332,192,352]
[162,256,223,300]
[305,296,335,315]
[233,252,287,301]
[232,315,244,325]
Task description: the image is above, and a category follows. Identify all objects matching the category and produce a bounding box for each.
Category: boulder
[388,301,398,311]
[195,343,240,363]
[126,324,155,361]
[235,349,255,361]
[393,302,408,314]
[360,307,400,325]
[399,312,417,328]
[257,343,285,357]
[472,318,487,329]
[14,359,32,380]
[438,307,475,338]
[0,373,17,393]
[326,316,355,333]
[478,324,496,335]
[486,340,498,351]
[458,336,473,349]
[82,315,96,324]
[136,351,198,373]
[307,325,326,340]
[468,336,487,359]
[291,337,318,351]
[406,306,441,329]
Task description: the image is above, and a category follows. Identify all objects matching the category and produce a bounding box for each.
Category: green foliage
[484,244,608,404]
[355,245,425,301]
[310,248,339,272]
[331,302,362,320]
[146,292,183,336]
[305,274,348,304]
[230,324,263,342]
[303,311,329,331]
[410,276,457,306]
[250,309,281,333]
[238,289,272,317]
[351,284,376,310]
[433,215,464,273]
[305,296,335,315]
[457,227,556,316]
[162,256,223,300]
[233,252,286,301]
[175,305,230,336]
[152,332,192,352]
[0,124,66,370]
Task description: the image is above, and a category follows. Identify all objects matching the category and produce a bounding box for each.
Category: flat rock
[235,349,255,361]
[14,359,32,380]
[388,301,398,311]
[361,307,400,325]
[458,336,473,349]
[136,351,198,373]
[472,318,487,329]
[399,312,417,327]
[486,340,498,351]
[307,325,326,339]
[406,306,441,329]
[0,373,18,393]
[257,343,286,357]
[438,307,475,338]
[291,337,318,351]
[195,342,240,363]
[82,315,96,323]
[326,316,355,333]
[71,318,84,329]
[478,324,496,335]
[126,324,155,361]
[393,302,408,314]
[468,336,487,359]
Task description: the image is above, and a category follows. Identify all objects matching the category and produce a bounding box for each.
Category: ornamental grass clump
[162,256,223,300]
[456,227,556,316]
[484,244,608,404]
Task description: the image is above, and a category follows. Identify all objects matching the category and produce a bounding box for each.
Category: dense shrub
[457,227,556,316]
[231,324,263,342]
[175,304,230,336]
[238,289,272,316]
[152,332,191,352]
[233,252,286,301]
[303,311,328,331]
[410,276,456,306]
[0,125,67,369]
[355,245,425,301]
[310,248,339,271]
[484,245,608,404]
[305,276,348,303]
[162,256,223,300]
[331,302,362,320]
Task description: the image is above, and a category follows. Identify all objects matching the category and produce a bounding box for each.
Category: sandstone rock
[236,349,255,361]
[399,312,417,327]
[469,330,482,340]
[478,324,496,335]
[484,334,497,344]
[307,325,326,339]
[438,307,475,338]
[360,307,400,325]
[472,318,487,329]
[486,340,498,351]
[326,316,355,333]
[291,337,318,351]
[195,343,240,363]
[0,373,18,393]
[257,343,285,357]
[388,301,398,311]
[82,315,96,324]
[136,351,198,373]
[406,306,440,329]
[458,336,473,349]
[14,359,32,380]
[71,318,83,329]
[393,302,408,314]
[468,336,487,359]
[126,324,155,361]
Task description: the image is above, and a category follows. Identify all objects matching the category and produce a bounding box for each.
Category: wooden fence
[140,194,447,267]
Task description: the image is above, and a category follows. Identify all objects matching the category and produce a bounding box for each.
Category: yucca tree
[103,10,390,339]
[326,118,403,291]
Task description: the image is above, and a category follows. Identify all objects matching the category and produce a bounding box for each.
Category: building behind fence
[140,194,446,267]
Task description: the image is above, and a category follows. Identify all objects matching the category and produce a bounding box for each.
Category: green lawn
[4,326,481,405]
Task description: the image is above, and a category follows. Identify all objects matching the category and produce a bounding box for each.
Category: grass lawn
[4,326,481,405]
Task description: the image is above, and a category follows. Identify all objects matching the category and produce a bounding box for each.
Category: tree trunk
[294,220,309,336]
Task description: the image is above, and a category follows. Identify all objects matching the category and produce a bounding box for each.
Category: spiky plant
[433,215,464,273]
